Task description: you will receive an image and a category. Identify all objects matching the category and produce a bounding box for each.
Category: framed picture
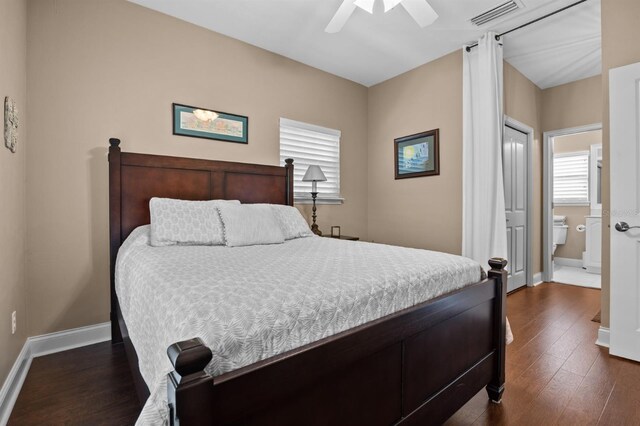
[394,129,439,179]
[172,103,248,144]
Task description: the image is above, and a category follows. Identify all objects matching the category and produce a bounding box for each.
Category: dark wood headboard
[108,138,294,342]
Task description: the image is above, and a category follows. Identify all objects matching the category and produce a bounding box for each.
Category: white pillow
[269,204,314,240]
[149,198,239,247]
[217,204,286,247]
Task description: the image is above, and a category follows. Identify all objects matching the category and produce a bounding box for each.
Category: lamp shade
[302,165,327,182]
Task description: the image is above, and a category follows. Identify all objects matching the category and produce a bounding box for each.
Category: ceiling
[129,0,601,89]
[503,0,601,89]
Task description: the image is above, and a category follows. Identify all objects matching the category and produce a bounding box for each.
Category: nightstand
[323,235,359,241]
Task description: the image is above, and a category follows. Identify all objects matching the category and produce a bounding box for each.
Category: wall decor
[172,103,248,144]
[4,97,18,153]
[394,129,439,179]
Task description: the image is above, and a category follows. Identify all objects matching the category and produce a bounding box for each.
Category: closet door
[503,125,528,292]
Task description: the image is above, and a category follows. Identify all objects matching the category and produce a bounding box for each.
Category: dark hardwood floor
[8,283,640,425]
[447,282,640,426]
[8,342,140,425]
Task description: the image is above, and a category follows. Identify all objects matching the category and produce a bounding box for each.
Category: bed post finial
[167,338,215,425]
[486,257,507,404]
[488,257,507,271]
[109,138,121,149]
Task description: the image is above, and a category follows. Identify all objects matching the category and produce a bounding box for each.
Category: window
[279,118,342,203]
[553,152,589,205]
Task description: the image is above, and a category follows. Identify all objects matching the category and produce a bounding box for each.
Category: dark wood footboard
[166,259,507,426]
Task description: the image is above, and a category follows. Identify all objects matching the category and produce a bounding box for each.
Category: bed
[108,138,507,426]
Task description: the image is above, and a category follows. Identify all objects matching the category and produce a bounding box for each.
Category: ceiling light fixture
[354,0,375,14]
[382,0,403,12]
[326,0,439,33]
[355,0,404,14]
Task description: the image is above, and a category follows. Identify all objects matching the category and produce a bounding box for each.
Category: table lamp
[302,165,327,235]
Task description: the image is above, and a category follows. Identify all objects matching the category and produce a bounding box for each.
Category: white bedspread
[116,226,482,425]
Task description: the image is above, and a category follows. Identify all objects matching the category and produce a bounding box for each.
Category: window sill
[554,202,590,207]
[294,196,344,205]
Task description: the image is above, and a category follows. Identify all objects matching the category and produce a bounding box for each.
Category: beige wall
[554,129,602,154]
[500,72,604,277]
[26,0,368,335]
[539,78,603,266]
[553,131,602,261]
[553,206,590,260]
[18,0,640,341]
[504,62,543,275]
[541,75,602,132]
[0,0,28,385]
[367,54,544,276]
[601,0,640,328]
[367,51,463,254]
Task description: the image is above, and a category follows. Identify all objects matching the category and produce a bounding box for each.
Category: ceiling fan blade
[401,0,438,27]
[383,0,403,12]
[325,0,358,33]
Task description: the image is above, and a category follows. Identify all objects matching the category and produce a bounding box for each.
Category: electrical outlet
[11,311,16,335]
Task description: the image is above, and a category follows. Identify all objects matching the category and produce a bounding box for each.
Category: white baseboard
[554,257,584,268]
[0,322,111,424]
[585,266,602,274]
[28,322,111,358]
[596,326,610,348]
[0,342,32,426]
[531,272,543,286]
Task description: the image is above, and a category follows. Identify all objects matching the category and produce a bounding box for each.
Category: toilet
[553,215,568,254]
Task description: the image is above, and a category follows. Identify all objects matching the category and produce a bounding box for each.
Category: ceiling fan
[325,0,439,33]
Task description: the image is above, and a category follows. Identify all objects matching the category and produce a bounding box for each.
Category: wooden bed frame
[108,138,507,425]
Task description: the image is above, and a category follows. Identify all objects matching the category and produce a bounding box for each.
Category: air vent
[471,0,522,26]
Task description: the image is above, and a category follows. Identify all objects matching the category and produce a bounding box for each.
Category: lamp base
[309,191,322,236]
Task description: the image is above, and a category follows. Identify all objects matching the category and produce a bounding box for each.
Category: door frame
[504,116,534,288]
[542,123,602,282]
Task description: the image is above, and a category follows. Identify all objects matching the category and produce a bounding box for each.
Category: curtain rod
[465,0,589,52]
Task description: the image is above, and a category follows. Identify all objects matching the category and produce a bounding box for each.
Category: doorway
[503,116,533,292]
[542,124,602,286]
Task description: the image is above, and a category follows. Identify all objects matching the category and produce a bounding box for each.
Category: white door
[610,61,640,362]
[503,125,528,292]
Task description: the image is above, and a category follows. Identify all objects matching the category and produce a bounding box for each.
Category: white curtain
[462,33,508,266]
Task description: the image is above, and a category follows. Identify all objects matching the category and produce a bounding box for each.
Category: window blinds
[553,152,589,205]
[279,118,341,200]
